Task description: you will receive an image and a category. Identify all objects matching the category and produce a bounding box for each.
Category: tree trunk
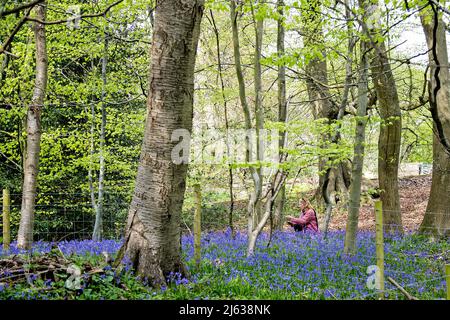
[244,1,266,256]
[301,0,349,208]
[421,2,450,154]
[248,171,287,256]
[193,184,201,265]
[92,34,108,241]
[371,42,403,234]
[273,0,287,230]
[17,2,48,249]
[230,0,265,256]
[209,10,235,236]
[119,0,204,285]
[322,1,355,238]
[421,132,450,237]
[252,2,264,229]
[419,6,450,238]
[344,40,369,254]
[363,0,403,234]
[0,44,11,85]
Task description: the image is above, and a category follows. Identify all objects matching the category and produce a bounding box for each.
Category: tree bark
[273,0,287,230]
[230,0,263,256]
[301,0,349,209]
[17,2,48,249]
[371,42,403,234]
[193,184,201,265]
[92,34,108,241]
[419,5,450,238]
[119,0,204,285]
[363,0,403,234]
[344,40,369,254]
[252,1,264,228]
[0,44,11,85]
[422,1,450,154]
[322,1,355,238]
[421,132,450,237]
[209,10,235,236]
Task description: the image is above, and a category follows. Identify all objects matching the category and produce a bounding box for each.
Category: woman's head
[299,198,312,211]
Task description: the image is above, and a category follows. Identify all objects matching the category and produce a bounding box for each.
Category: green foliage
[0,0,439,245]
[0,0,152,239]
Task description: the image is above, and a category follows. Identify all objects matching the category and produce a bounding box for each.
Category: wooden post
[375,200,385,299]
[446,264,450,300]
[193,184,201,266]
[2,189,11,251]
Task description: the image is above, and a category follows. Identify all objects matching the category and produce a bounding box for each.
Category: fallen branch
[387,276,419,300]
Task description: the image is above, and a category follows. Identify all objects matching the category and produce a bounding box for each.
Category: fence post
[2,188,11,251]
[193,184,201,266]
[446,264,450,300]
[375,200,385,299]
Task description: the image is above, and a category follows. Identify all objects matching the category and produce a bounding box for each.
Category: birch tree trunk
[17,2,48,249]
[419,5,450,238]
[119,0,204,284]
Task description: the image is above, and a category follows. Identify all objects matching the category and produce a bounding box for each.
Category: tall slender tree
[273,0,287,230]
[91,33,108,241]
[344,39,369,254]
[17,2,48,249]
[230,0,286,256]
[117,0,204,284]
[362,0,403,234]
[300,0,350,215]
[208,10,235,236]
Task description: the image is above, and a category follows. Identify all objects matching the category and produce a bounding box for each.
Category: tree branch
[428,0,450,155]
[24,0,124,25]
[0,0,44,17]
[429,0,450,15]
[1,0,125,56]
[387,277,418,300]
[0,150,22,171]
[0,7,33,55]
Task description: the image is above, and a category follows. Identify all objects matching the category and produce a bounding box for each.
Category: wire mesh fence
[1,191,129,242]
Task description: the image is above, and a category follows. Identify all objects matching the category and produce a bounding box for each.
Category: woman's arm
[289,209,315,225]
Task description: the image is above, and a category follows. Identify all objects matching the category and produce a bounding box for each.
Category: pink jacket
[289,208,319,233]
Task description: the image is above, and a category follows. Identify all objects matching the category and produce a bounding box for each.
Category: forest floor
[211,174,432,233]
[327,174,432,232]
[1,231,448,300]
